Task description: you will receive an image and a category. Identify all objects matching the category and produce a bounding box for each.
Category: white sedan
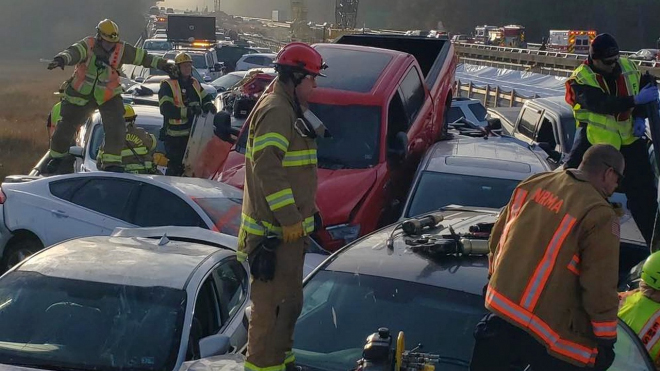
[0,227,249,371]
[0,173,243,272]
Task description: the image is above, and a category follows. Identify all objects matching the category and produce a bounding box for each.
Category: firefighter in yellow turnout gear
[158,52,216,176]
[619,251,660,369]
[45,19,176,174]
[237,42,328,371]
[97,105,157,174]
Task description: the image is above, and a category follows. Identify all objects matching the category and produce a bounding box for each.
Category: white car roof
[142,175,244,199]
[423,136,550,180]
[16,234,226,289]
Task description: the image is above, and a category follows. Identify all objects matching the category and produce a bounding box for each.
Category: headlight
[326,224,361,244]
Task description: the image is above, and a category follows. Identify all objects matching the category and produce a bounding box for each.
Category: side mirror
[199,334,231,358]
[204,75,213,83]
[134,77,145,83]
[69,146,84,158]
[387,132,408,164]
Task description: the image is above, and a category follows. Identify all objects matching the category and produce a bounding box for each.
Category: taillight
[0,188,5,204]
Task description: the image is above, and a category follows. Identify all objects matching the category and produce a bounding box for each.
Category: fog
[0,0,155,61]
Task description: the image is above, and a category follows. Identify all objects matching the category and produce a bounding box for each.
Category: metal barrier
[455,79,538,108]
[455,42,660,76]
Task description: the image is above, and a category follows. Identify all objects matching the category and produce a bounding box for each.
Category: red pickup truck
[219,34,457,251]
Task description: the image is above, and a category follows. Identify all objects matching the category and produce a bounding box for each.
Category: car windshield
[90,119,164,161]
[309,103,381,169]
[211,73,245,90]
[293,271,484,371]
[144,40,172,51]
[406,172,520,218]
[0,271,185,371]
[192,197,243,237]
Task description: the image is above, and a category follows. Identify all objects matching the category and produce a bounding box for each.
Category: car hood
[316,168,378,226]
[219,159,378,226]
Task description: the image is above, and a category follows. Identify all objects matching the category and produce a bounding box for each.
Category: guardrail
[455,79,538,107]
[455,42,660,76]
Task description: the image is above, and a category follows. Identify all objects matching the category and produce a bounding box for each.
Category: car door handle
[51,209,69,218]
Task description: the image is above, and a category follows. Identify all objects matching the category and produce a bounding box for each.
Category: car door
[186,258,249,360]
[129,183,207,228]
[46,177,138,243]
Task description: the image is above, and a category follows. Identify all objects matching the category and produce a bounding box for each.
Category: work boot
[103,165,125,173]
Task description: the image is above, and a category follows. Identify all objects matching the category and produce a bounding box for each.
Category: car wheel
[2,237,43,272]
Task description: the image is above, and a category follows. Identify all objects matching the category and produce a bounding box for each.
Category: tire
[2,238,43,272]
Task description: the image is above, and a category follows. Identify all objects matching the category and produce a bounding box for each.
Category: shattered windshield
[293,271,484,371]
[0,271,186,371]
[309,103,381,169]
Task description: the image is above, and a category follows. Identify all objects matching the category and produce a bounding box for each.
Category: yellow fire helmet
[123,104,137,122]
[175,52,193,65]
[97,19,120,43]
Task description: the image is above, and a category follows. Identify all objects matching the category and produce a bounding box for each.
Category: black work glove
[249,236,279,282]
[594,339,616,371]
[48,56,65,70]
[203,102,217,114]
[187,102,202,117]
[162,62,179,79]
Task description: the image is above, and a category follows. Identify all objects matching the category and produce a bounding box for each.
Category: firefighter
[470,144,624,371]
[237,42,327,371]
[118,104,157,174]
[564,33,659,246]
[44,19,176,174]
[619,251,660,368]
[158,52,216,176]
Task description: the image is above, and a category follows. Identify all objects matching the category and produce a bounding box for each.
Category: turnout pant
[50,95,125,170]
[245,233,305,371]
[470,313,592,371]
[164,135,189,176]
[565,126,658,245]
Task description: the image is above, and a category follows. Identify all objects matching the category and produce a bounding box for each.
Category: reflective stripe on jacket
[487,170,620,366]
[567,58,641,149]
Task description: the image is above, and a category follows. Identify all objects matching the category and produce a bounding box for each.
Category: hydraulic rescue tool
[355,328,438,371]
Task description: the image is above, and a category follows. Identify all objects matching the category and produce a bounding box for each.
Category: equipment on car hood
[387,210,492,257]
[355,327,440,371]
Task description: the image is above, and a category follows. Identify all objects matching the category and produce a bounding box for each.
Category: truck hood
[220,161,378,227]
[316,167,378,226]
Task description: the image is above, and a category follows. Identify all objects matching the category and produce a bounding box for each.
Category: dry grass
[0,61,71,182]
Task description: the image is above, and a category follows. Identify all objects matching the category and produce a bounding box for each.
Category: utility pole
[214,0,221,13]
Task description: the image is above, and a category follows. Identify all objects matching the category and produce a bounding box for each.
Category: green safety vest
[618,291,660,362]
[568,58,641,150]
